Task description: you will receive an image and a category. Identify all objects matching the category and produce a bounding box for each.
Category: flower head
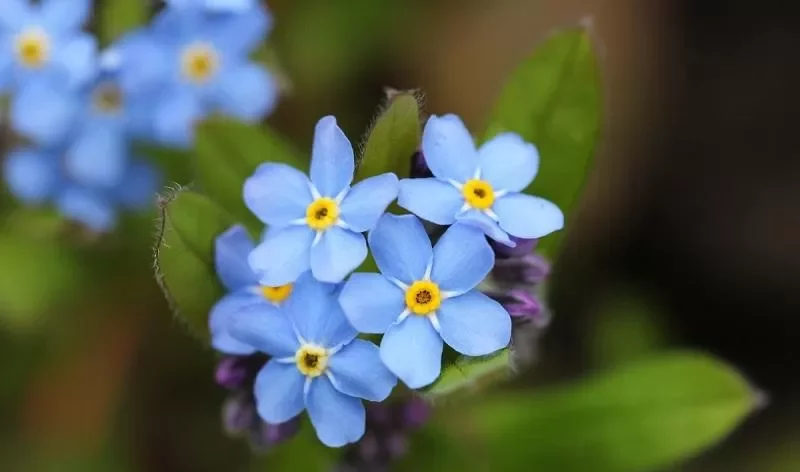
[397,114,564,247]
[339,214,512,388]
[244,116,399,285]
[228,278,397,447]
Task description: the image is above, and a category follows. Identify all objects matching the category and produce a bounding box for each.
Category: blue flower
[339,214,512,389]
[165,0,259,13]
[228,277,397,447]
[398,114,564,247]
[245,116,399,285]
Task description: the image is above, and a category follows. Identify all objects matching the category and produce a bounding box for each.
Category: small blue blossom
[244,116,399,285]
[339,214,512,389]
[398,114,564,247]
[228,277,397,447]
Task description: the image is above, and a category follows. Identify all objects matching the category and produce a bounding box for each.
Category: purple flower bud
[410,150,432,178]
[402,398,431,430]
[358,433,380,462]
[386,433,408,459]
[492,253,550,286]
[491,236,537,258]
[222,394,257,435]
[251,417,301,451]
[214,356,252,390]
[499,289,548,326]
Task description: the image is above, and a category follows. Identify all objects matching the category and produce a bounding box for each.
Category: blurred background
[0,0,798,470]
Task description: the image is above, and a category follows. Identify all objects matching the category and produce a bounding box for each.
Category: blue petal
[0,39,14,92]
[56,186,116,232]
[338,273,404,334]
[213,64,277,121]
[65,124,127,188]
[309,116,354,197]
[249,225,314,286]
[153,87,204,148]
[11,79,79,146]
[254,360,305,423]
[397,177,462,225]
[456,210,514,247]
[208,3,271,55]
[40,0,91,35]
[329,339,396,401]
[228,303,299,357]
[367,214,431,285]
[284,276,357,347]
[380,316,443,389]
[478,133,539,192]
[437,291,511,356]
[306,376,366,447]
[204,0,261,14]
[431,222,494,294]
[310,227,367,283]
[114,159,160,209]
[209,291,261,355]
[421,114,478,183]
[3,148,60,203]
[493,193,564,239]
[52,33,97,88]
[243,163,312,226]
[339,173,398,232]
[113,31,171,94]
[0,1,29,30]
[215,225,259,291]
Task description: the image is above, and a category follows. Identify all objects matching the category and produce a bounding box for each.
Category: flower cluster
[209,114,563,448]
[1,0,277,231]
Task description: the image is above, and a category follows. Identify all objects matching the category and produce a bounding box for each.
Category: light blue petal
[328,339,396,401]
[437,291,511,356]
[3,148,60,203]
[52,33,97,88]
[367,214,430,285]
[40,0,91,35]
[310,227,367,283]
[0,38,14,92]
[306,376,366,447]
[339,173,398,232]
[493,193,564,239]
[478,133,539,193]
[208,3,271,55]
[380,316,443,389]
[213,64,277,121]
[215,225,259,291]
[338,273,404,334]
[309,116,354,197]
[284,275,357,347]
[431,222,494,293]
[65,125,127,188]
[204,0,261,14]
[114,31,171,94]
[0,0,29,30]
[11,79,79,146]
[114,159,160,209]
[56,186,116,232]
[456,210,515,247]
[209,291,261,355]
[254,360,305,423]
[228,303,299,357]
[249,225,314,286]
[153,87,204,148]
[397,178,462,225]
[243,163,312,226]
[421,114,477,183]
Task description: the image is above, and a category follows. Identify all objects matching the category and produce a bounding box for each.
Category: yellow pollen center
[92,82,124,114]
[295,344,328,377]
[305,198,340,231]
[260,283,293,304]
[405,280,442,315]
[180,43,219,83]
[15,30,50,68]
[462,179,495,210]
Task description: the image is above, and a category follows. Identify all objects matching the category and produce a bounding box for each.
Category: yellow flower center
[305,198,339,231]
[180,43,219,84]
[295,344,328,377]
[405,280,442,316]
[462,179,495,210]
[91,82,124,114]
[15,29,50,69]
[260,283,293,304]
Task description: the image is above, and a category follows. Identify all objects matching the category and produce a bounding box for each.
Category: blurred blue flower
[339,214,512,389]
[229,277,397,447]
[166,0,259,13]
[398,114,564,247]
[245,116,399,285]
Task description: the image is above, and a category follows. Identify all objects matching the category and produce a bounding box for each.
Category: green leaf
[154,189,235,340]
[194,118,306,234]
[422,349,511,399]
[97,0,149,46]
[356,91,421,181]
[467,351,758,472]
[484,25,601,259]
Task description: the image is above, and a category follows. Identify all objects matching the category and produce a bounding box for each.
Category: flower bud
[491,236,537,258]
[492,253,550,286]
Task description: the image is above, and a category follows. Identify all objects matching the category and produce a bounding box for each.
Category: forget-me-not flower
[398,114,564,247]
[339,214,512,388]
[244,116,399,285]
[228,277,397,447]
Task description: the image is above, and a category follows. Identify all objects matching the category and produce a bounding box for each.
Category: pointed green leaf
[97,0,149,46]
[422,349,511,399]
[356,91,421,181]
[484,25,601,259]
[154,189,235,340]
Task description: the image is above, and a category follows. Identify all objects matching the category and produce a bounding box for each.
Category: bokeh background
[0,0,798,470]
